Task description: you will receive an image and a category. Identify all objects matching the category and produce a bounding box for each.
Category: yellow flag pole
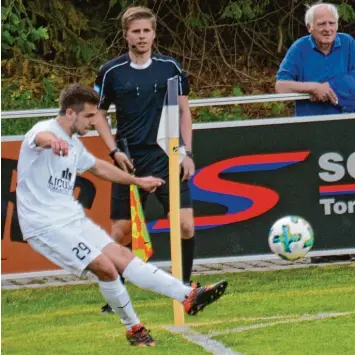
[167,78,185,326]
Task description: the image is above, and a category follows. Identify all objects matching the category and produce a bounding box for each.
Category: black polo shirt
[94,53,189,176]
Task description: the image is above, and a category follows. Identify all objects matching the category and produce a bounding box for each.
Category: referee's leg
[160,179,196,285]
[110,181,133,247]
[179,207,195,284]
[111,219,132,246]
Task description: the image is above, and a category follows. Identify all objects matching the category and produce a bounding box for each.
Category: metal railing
[1,93,311,120]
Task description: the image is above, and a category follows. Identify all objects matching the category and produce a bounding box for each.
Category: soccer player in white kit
[16,83,227,347]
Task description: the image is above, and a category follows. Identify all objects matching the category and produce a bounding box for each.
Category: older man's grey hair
[305,3,339,29]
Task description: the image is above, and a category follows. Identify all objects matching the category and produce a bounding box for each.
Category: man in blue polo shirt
[93,6,197,316]
[275,3,355,116]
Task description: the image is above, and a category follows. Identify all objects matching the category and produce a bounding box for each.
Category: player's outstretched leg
[122,257,228,316]
[103,244,228,316]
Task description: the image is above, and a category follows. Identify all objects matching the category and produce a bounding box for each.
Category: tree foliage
[1,0,354,114]
[1,0,49,57]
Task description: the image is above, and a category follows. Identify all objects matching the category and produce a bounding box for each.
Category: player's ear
[66,108,74,120]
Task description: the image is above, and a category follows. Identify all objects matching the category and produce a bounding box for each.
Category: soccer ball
[268,216,314,261]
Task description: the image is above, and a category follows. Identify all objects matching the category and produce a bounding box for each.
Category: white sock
[99,278,140,330]
[122,257,192,302]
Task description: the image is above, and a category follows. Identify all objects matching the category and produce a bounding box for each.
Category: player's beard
[76,127,89,136]
[71,122,86,136]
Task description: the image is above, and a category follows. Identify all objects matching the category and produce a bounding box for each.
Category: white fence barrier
[1,93,311,120]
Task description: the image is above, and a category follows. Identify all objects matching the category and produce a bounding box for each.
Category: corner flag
[130,184,153,262]
[157,77,186,162]
[118,137,153,263]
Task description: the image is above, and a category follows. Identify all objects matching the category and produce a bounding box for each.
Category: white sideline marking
[165,325,244,355]
[165,312,354,355]
[188,313,312,327]
[207,312,354,337]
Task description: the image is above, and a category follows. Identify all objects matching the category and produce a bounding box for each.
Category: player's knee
[102,242,135,274]
[111,220,132,245]
[88,254,118,281]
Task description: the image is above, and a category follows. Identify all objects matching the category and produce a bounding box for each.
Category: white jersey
[16,119,96,240]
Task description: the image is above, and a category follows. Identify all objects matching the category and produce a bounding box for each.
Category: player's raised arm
[88,158,164,192]
[35,131,69,156]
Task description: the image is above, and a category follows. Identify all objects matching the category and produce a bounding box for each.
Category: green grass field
[2,264,355,355]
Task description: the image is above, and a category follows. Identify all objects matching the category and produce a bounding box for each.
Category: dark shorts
[110,177,193,220]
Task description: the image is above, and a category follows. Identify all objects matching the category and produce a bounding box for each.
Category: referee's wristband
[186,150,194,159]
[109,148,121,160]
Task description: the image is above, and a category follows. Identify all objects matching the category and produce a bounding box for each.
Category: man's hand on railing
[310,83,338,105]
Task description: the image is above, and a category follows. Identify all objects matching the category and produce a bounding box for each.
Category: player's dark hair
[59,83,99,116]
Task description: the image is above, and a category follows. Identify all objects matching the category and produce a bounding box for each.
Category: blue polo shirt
[276,33,355,116]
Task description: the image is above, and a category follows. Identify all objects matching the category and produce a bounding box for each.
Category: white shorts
[27,217,114,277]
